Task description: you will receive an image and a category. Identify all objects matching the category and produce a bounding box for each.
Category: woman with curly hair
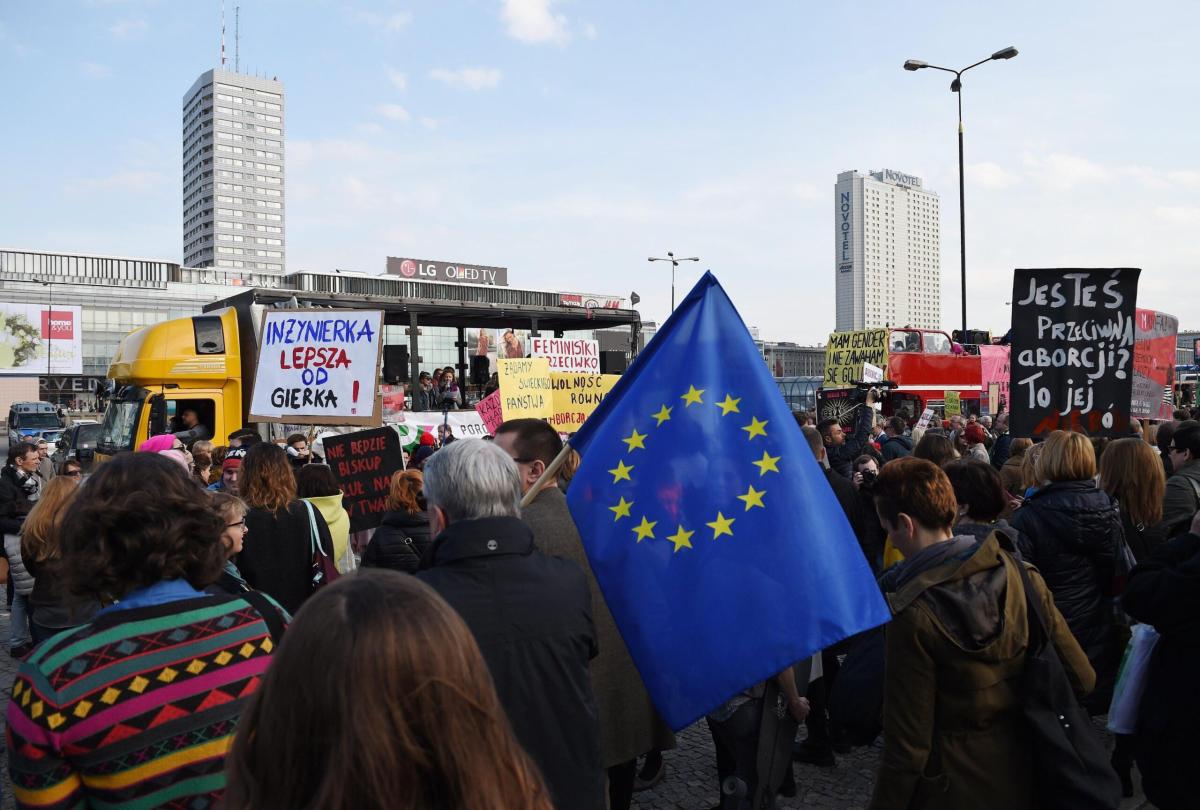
[236,442,334,615]
[6,452,287,809]
[225,571,554,810]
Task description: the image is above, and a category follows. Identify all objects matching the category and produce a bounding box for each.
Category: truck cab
[96,308,244,460]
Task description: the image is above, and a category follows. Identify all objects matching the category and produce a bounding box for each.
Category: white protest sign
[392,410,491,440]
[529,337,601,373]
[915,407,935,430]
[862,362,885,384]
[248,310,385,425]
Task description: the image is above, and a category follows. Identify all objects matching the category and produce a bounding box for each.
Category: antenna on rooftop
[220,0,226,67]
[235,6,240,73]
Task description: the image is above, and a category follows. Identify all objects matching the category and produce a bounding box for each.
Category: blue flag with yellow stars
[566,272,890,730]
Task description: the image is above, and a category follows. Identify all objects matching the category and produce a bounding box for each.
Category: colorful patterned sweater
[6,593,286,809]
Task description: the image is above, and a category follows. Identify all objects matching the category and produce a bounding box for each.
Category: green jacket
[869,532,1095,810]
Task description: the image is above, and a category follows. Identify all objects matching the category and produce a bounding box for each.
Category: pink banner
[475,390,504,434]
[979,345,1011,411]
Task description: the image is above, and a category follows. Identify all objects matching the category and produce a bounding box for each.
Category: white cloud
[501,0,569,45]
[81,62,112,79]
[965,161,1018,189]
[1023,152,1111,190]
[355,10,412,32]
[429,67,502,91]
[375,103,411,122]
[107,18,147,37]
[387,67,408,92]
[64,170,165,195]
[1153,206,1200,225]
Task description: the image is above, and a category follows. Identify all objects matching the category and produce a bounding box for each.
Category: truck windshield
[98,389,148,454]
[15,414,60,429]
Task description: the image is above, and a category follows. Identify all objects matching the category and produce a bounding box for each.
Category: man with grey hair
[416,439,605,810]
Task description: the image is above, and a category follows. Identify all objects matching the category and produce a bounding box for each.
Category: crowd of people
[0,399,1197,809]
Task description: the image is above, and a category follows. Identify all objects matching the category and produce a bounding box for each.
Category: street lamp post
[647,251,700,313]
[903,46,1018,338]
[43,280,53,394]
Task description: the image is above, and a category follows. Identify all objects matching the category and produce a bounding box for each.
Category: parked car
[7,401,65,448]
[52,421,102,471]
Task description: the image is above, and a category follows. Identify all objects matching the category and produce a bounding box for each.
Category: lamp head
[903,59,927,71]
[950,77,962,92]
[991,46,1018,60]
[630,292,641,306]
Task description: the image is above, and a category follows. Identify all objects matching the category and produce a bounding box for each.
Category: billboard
[0,303,83,375]
[386,257,508,287]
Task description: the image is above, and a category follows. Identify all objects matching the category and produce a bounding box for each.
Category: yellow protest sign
[550,373,620,433]
[498,358,553,419]
[824,329,889,387]
[944,390,961,417]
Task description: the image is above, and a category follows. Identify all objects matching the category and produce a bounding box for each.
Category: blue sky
[2,1,1198,341]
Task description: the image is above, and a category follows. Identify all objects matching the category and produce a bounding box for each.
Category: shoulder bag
[301,500,341,592]
[1009,552,1121,809]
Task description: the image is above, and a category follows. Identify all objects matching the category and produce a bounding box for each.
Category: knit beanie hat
[223,447,247,471]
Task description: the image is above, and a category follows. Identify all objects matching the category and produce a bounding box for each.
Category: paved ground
[631,713,1154,810]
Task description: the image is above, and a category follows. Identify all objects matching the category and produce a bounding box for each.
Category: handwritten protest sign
[322,426,404,532]
[1131,308,1178,421]
[1009,268,1140,438]
[988,383,1000,417]
[248,310,384,425]
[498,358,553,420]
[944,391,961,417]
[530,337,601,373]
[824,329,889,387]
[475,390,505,434]
[550,373,620,433]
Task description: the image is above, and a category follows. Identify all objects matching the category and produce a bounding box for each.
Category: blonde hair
[1099,438,1165,527]
[1021,442,1046,491]
[20,477,80,565]
[1037,430,1097,483]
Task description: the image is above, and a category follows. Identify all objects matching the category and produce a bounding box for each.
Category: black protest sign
[1009,268,1140,438]
[322,426,404,532]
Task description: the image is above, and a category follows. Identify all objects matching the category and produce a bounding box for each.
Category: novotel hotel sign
[877,169,922,189]
[386,257,509,287]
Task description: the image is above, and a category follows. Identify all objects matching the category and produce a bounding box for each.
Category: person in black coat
[818,390,876,479]
[235,443,335,615]
[1122,510,1200,810]
[416,440,604,810]
[362,469,432,574]
[1009,430,1125,714]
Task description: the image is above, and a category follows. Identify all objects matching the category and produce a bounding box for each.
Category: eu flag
[566,272,890,730]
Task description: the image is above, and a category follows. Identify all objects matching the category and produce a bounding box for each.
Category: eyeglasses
[63,470,82,478]
[1168,445,1183,453]
[226,519,247,529]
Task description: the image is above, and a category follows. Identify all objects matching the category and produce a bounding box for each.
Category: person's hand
[787,696,810,724]
[865,388,877,405]
[1190,509,1200,537]
[852,472,863,490]
[1007,493,1024,510]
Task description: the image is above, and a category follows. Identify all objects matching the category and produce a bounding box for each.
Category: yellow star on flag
[716,394,741,416]
[706,512,735,539]
[742,417,769,440]
[608,460,634,483]
[632,516,657,543]
[623,429,647,452]
[652,405,673,426]
[666,525,695,553]
[738,484,766,511]
[752,451,781,476]
[609,497,633,521]
[681,385,705,407]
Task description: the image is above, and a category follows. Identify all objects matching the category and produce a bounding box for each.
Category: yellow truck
[96,305,253,459]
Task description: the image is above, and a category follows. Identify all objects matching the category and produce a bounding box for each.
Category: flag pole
[520,440,574,508]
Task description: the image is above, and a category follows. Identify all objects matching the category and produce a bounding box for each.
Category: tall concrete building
[835,169,940,331]
[182,69,285,272]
